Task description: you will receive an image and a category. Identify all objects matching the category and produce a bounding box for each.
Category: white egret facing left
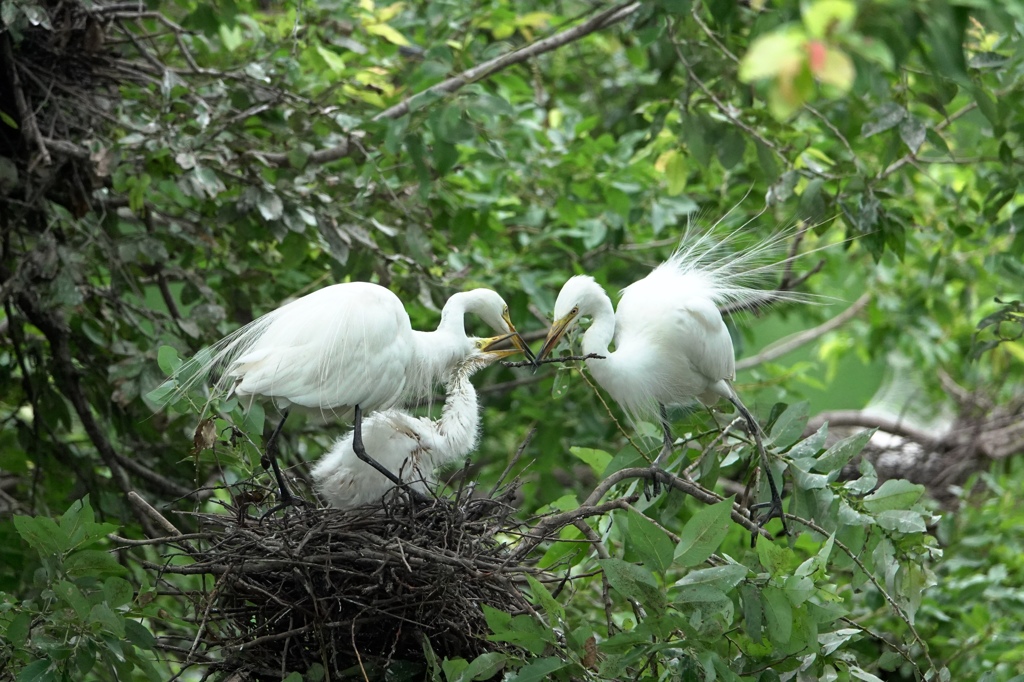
[536,230,811,530]
[171,282,532,508]
[312,346,511,509]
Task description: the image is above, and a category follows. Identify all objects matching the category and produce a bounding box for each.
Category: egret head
[537,275,603,361]
[453,289,535,362]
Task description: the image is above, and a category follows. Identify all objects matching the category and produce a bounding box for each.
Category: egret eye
[571,306,579,315]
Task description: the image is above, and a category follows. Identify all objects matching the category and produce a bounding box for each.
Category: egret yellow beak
[500,309,537,363]
[477,332,528,360]
[536,311,578,362]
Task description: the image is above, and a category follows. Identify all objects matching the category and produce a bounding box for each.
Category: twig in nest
[501,353,606,368]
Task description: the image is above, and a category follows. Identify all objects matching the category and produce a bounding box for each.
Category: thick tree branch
[254,2,641,168]
[735,293,870,371]
[2,35,51,168]
[804,410,938,448]
[3,263,162,537]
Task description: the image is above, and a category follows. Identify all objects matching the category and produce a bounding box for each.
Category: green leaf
[569,446,611,476]
[54,580,92,620]
[675,564,747,590]
[762,586,793,645]
[551,367,572,399]
[482,606,550,655]
[861,103,906,138]
[598,558,666,612]
[156,346,181,375]
[813,429,874,474]
[739,29,805,83]
[756,536,789,576]
[674,498,733,567]
[104,577,135,609]
[456,652,507,682]
[89,603,125,637]
[862,479,925,513]
[0,109,18,129]
[316,46,346,75]
[769,402,809,449]
[803,0,856,37]
[13,514,69,556]
[124,619,156,650]
[366,22,410,47]
[5,612,31,647]
[64,550,128,578]
[17,659,53,682]
[875,509,927,533]
[664,150,688,195]
[625,510,674,574]
[506,657,569,682]
[524,574,564,623]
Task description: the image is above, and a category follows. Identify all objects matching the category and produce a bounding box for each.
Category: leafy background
[1,0,1023,679]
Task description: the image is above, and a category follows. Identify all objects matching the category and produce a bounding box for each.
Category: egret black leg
[728,397,788,541]
[645,404,675,499]
[262,409,295,504]
[351,405,431,506]
[259,410,310,519]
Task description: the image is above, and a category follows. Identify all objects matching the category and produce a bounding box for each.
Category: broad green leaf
[89,603,126,637]
[598,558,666,613]
[863,479,925,513]
[756,536,790,577]
[861,103,906,138]
[54,580,92,620]
[156,346,181,375]
[124,619,156,650]
[675,564,747,590]
[739,29,805,83]
[769,402,809,449]
[762,586,793,645]
[674,498,734,567]
[813,429,874,474]
[17,659,52,682]
[482,606,550,655]
[524,574,564,623]
[569,446,611,476]
[104,577,135,610]
[625,510,674,574]
[456,652,507,682]
[875,509,927,533]
[316,46,346,75]
[672,584,730,604]
[5,612,31,647]
[803,0,856,37]
[506,657,569,682]
[64,550,128,578]
[366,22,411,46]
[13,514,69,556]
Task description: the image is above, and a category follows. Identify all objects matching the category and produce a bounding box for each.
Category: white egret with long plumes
[311,346,510,509]
[536,228,813,530]
[171,282,532,507]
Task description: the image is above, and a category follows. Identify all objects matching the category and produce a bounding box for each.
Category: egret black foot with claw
[259,494,309,522]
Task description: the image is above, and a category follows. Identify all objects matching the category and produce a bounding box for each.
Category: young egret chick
[170,283,533,507]
[311,346,509,509]
[536,230,811,531]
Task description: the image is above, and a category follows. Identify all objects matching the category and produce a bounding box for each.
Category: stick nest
[173,491,534,680]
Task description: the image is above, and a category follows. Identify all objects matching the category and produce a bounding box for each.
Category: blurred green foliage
[2,0,1023,678]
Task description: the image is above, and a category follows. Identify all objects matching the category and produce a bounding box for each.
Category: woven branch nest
[170,488,537,680]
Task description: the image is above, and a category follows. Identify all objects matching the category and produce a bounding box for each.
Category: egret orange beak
[500,310,536,363]
[478,332,529,360]
[536,311,578,362]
